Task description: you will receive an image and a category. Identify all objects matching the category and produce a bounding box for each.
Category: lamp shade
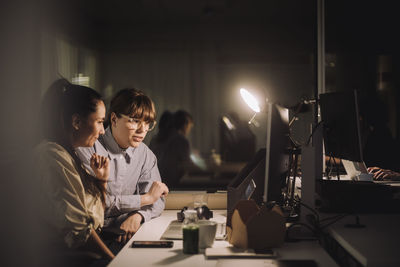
[240,88,260,113]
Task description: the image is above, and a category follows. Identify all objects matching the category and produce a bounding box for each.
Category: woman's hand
[90,153,109,182]
[117,213,143,243]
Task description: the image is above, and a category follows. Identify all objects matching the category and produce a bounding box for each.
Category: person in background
[325,91,400,177]
[368,167,400,180]
[34,79,114,265]
[76,88,169,252]
[150,109,194,187]
[149,110,174,153]
[358,91,400,172]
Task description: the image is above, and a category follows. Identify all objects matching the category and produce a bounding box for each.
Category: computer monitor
[226,103,291,226]
[319,90,364,163]
[317,91,400,213]
[264,103,291,203]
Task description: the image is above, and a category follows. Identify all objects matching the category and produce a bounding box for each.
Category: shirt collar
[100,127,135,160]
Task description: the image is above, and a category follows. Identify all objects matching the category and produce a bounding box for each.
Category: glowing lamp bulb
[240,88,260,113]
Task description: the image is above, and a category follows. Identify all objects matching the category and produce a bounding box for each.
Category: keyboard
[160,220,227,240]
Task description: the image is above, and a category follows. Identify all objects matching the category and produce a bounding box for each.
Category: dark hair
[40,78,106,203]
[105,88,156,128]
[173,110,193,131]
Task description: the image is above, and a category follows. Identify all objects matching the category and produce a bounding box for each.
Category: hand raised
[90,153,109,181]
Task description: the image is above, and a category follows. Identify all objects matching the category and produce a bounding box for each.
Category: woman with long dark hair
[35,79,114,264]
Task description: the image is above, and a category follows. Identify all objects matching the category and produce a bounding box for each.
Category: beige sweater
[34,141,104,248]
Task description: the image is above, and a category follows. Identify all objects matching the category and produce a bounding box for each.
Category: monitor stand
[298,124,323,236]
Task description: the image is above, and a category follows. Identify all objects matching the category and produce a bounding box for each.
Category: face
[184,122,194,136]
[111,112,151,149]
[72,101,106,147]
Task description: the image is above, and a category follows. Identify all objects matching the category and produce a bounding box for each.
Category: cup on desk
[193,193,208,209]
[198,220,217,248]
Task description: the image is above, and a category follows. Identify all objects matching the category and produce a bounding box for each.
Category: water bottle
[182,210,199,254]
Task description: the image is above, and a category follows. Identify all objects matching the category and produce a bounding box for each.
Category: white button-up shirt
[76,127,165,226]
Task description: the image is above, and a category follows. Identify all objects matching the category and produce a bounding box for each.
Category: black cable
[286,222,318,242]
[320,214,350,229]
[293,199,320,223]
[288,102,306,147]
[327,154,334,179]
[305,120,324,146]
[335,158,341,180]
[319,213,347,223]
[288,100,319,147]
[287,222,317,235]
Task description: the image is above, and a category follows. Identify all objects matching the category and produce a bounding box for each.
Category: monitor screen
[319,90,364,162]
[226,148,266,227]
[264,103,291,203]
[226,103,291,226]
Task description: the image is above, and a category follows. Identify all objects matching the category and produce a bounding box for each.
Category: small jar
[182,210,199,254]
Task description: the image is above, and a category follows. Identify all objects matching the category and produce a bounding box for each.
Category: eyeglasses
[119,114,157,132]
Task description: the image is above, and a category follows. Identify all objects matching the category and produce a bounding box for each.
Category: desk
[326,214,400,267]
[109,210,338,267]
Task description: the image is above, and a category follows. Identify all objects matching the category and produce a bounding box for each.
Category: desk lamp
[239,88,285,205]
[239,88,305,218]
[240,88,261,127]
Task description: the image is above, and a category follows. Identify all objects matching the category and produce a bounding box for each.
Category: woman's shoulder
[34,140,74,165]
[35,140,68,155]
[138,141,155,155]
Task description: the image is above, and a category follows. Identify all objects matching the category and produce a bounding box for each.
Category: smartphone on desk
[131,241,174,248]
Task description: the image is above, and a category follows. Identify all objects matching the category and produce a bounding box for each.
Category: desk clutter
[177,205,213,222]
[160,219,226,240]
[227,200,286,250]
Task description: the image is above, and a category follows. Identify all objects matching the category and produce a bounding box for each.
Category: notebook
[341,159,373,181]
[160,220,226,240]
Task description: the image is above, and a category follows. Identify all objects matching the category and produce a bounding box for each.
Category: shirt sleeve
[135,149,165,222]
[103,167,164,224]
[76,144,143,220]
[104,192,142,218]
[37,144,96,248]
[74,146,96,176]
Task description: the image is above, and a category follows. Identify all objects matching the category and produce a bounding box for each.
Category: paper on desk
[205,246,277,258]
[216,259,318,267]
[216,259,277,267]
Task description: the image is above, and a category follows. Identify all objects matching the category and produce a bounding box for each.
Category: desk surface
[328,214,400,267]
[109,210,338,267]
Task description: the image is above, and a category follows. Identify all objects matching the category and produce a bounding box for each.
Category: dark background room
[1,0,399,266]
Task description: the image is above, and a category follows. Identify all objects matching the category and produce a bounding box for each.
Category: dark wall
[325,0,400,141]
